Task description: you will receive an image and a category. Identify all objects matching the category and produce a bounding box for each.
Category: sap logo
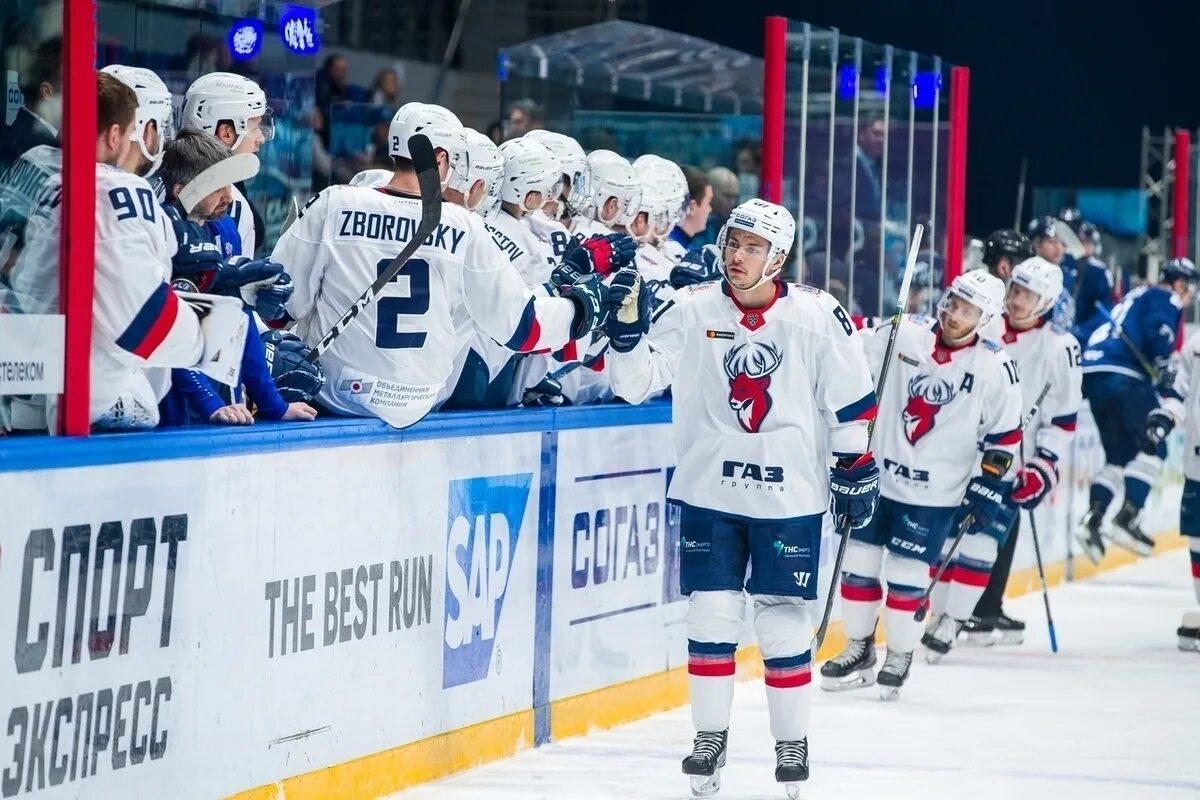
[883,458,930,482]
[721,461,784,483]
[572,503,661,589]
[890,537,927,555]
[443,473,531,689]
[793,571,811,588]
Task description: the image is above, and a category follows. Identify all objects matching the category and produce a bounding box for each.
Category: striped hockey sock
[688,640,736,732]
[839,574,883,641]
[1190,539,1200,605]
[763,651,813,741]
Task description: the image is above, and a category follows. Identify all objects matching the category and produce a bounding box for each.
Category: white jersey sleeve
[486,211,554,288]
[229,184,256,257]
[978,344,1024,473]
[608,290,686,404]
[814,293,875,457]
[1032,329,1083,461]
[1166,331,1200,481]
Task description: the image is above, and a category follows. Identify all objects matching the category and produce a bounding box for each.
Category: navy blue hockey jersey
[1081,284,1181,381]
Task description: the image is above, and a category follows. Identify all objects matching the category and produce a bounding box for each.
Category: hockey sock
[753,596,813,741]
[1089,464,1121,512]
[929,561,952,617]
[883,555,929,652]
[839,574,883,640]
[686,591,745,732]
[1190,539,1200,605]
[948,534,998,621]
[1123,453,1161,511]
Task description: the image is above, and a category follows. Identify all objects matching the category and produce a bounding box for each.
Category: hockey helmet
[102,65,174,176]
[462,129,505,211]
[183,72,273,150]
[590,157,642,227]
[525,130,591,216]
[1161,257,1200,286]
[717,198,796,290]
[1025,215,1060,242]
[939,269,1005,330]
[633,154,688,234]
[1008,256,1063,321]
[497,138,560,210]
[982,229,1032,271]
[387,102,471,192]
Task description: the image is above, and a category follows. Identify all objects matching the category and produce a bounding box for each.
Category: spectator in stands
[485,119,504,145]
[664,166,712,258]
[371,68,402,106]
[831,114,885,225]
[505,99,544,139]
[312,107,332,190]
[316,54,352,148]
[705,166,740,245]
[732,139,760,202]
[0,36,60,162]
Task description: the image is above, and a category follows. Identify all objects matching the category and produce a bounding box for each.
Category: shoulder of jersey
[680,280,722,299]
[97,163,152,192]
[1085,255,1107,267]
[1046,320,1072,338]
[978,336,1004,353]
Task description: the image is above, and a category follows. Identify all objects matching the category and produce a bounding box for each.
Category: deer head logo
[902,373,956,444]
[724,341,783,433]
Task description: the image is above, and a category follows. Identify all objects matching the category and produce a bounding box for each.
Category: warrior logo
[902,373,956,444]
[724,341,783,433]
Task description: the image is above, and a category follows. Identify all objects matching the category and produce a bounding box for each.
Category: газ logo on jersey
[443,473,531,689]
[902,373,956,444]
[724,341,783,433]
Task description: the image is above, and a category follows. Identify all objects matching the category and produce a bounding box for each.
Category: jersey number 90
[375,258,430,349]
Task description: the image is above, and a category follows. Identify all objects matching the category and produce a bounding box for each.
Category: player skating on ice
[1140,328,1200,651]
[1076,257,1199,562]
[606,198,880,796]
[953,257,1081,646]
[821,271,1021,692]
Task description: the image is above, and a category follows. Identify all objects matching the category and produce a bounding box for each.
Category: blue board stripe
[573,467,663,483]
[532,429,557,746]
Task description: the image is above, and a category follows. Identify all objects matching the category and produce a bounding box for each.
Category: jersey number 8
[375,258,430,349]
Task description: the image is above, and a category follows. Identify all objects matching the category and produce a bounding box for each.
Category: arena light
[227,19,263,62]
[280,5,320,56]
[838,64,857,99]
[912,71,941,109]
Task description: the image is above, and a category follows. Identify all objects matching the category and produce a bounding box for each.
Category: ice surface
[390,550,1200,800]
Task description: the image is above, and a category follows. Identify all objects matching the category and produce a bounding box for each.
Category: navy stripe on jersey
[983,427,1021,446]
[834,391,878,423]
[1050,413,1078,432]
[503,296,542,352]
[116,282,180,359]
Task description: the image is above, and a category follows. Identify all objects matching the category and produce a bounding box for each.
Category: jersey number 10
[375,258,430,349]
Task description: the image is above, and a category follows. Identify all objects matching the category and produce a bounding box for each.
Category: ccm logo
[890,537,927,554]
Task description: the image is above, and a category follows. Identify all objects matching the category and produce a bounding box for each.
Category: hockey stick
[912,381,1052,623]
[306,134,442,363]
[813,223,924,651]
[1025,509,1059,652]
[1096,304,1159,382]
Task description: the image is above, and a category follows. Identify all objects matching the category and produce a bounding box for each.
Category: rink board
[0,401,1183,799]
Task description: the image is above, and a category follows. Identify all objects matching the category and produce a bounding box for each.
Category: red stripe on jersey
[515,317,543,353]
[132,289,180,359]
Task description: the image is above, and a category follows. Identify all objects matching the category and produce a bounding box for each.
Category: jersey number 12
[375,258,430,349]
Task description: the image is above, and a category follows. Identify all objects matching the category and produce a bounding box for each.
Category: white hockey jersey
[273,184,578,428]
[486,210,553,288]
[635,241,677,309]
[1162,330,1200,482]
[526,210,573,271]
[609,280,876,520]
[980,315,1082,462]
[864,315,1024,507]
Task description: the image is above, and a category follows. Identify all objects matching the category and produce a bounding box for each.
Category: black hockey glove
[669,245,722,289]
[829,453,880,530]
[955,473,1013,540]
[262,330,326,403]
[605,267,652,353]
[521,375,570,407]
[253,273,295,322]
[559,273,609,340]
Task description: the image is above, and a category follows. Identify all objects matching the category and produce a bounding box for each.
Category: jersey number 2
[375,258,430,349]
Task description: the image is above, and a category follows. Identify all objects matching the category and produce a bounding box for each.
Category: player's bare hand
[281,402,318,421]
[210,403,255,425]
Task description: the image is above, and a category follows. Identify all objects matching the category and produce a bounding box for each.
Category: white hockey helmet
[525,129,591,216]
[635,176,673,242]
[587,149,625,169]
[717,198,796,289]
[463,128,504,212]
[590,157,642,227]
[102,65,174,176]
[633,154,687,234]
[939,269,1006,330]
[1008,256,1064,320]
[388,102,471,192]
[496,138,560,210]
[182,72,273,150]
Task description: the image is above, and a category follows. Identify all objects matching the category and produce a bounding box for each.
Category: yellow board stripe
[227,532,1187,800]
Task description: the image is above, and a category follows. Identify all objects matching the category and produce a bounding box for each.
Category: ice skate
[921,613,959,663]
[1075,502,1107,565]
[1109,502,1155,557]
[983,611,1025,645]
[1178,612,1200,652]
[774,738,809,799]
[819,637,876,691]
[682,730,727,797]
[960,615,998,646]
[877,650,913,701]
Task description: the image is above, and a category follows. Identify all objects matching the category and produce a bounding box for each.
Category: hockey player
[1026,216,1073,327]
[1142,330,1200,650]
[270,102,622,429]
[821,270,1022,695]
[183,72,273,257]
[662,166,713,263]
[102,65,173,178]
[54,72,245,429]
[1077,257,1199,562]
[1070,221,1116,346]
[524,129,590,262]
[980,228,1032,281]
[489,137,562,287]
[953,257,1082,646]
[606,198,880,794]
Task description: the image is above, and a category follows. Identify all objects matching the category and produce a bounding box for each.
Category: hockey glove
[262,330,326,403]
[605,267,652,353]
[521,375,569,407]
[252,273,295,322]
[176,291,248,388]
[955,473,1013,540]
[669,245,721,289]
[1010,452,1058,510]
[1143,407,1176,454]
[559,273,609,340]
[829,453,880,530]
[214,256,285,299]
[1153,356,1178,395]
[555,233,637,284]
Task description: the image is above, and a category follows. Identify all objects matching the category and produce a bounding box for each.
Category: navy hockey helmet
[982,229,1032,270]
[1058,206,1083,232]
[1078,221,1102,247]
[1025,215,1060,242]
[1161,257,1200,286]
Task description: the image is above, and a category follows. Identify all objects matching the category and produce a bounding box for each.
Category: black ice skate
[1075,502,1107,565]
[921,613,959,663]
[774,738,809,799]
[877,650,913,701]
[960,615,997,647]
[982,611,1025,645]
[1178,612,1200,653]
[1110,502,1155,557]
[819,637,876,691]
[682,729,727,797]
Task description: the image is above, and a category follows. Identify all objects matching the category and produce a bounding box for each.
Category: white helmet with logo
[387,102,471,192]
[525,129,590,216]
[1009,256,1064,320]
[182,72,273,150]
[497,138,560,209]
[633,154,687,234]
[717,198,796,289]
[463,128,504,212]
[635,176,673,242]
[940,269,1006,329]
[102,65,174,176]
[590,156,642,227]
